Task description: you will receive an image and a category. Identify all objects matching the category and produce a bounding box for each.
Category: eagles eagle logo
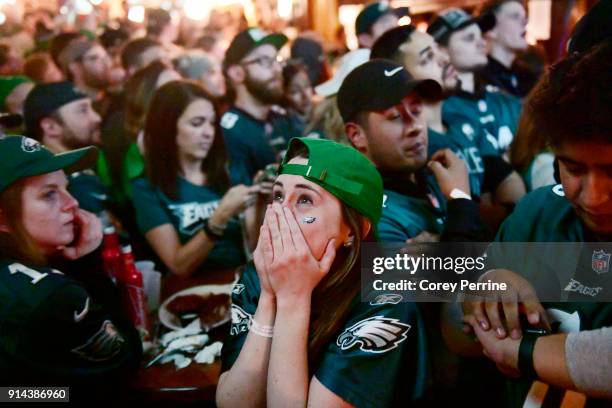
[232,283,246,295]
[336,316,411,353]
[370,294,403,305]
[230,304,252,336]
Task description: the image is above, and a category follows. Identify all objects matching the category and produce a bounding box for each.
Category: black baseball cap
[223,28,288,71]
[23,82,88,137]
[427,8,496,45]
[337,59,442,123]
[356,2,409,35]
[0,113,22,129]
[567,0,612,54]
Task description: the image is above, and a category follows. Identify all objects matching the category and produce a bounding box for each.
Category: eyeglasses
[241,54,285,69]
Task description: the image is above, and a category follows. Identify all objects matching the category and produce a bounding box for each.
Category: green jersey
[378,174,446,242]
[221,107,303,183]
[427,116,497,197]
[222,264,430,407]
[492,185,612,407]
[443,87,522,155]
[0,259,141,389]
[131,177,245,271]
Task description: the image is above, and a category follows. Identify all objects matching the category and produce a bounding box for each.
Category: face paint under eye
[301,216,316,224]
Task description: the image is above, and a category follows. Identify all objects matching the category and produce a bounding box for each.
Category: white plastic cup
[136,261,161,311]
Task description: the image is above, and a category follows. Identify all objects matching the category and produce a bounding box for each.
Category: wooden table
[130,267,238,403]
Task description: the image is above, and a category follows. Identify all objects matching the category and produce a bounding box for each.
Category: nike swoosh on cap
[384,67,403,77]
[74,297,90,323]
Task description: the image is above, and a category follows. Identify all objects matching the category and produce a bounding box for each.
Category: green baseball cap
[0,135,97,194]
[278,137,384,226]
[0,76,32,110]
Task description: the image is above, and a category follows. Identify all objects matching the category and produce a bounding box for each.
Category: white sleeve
[565,326,612,398]
[530,153,556,190]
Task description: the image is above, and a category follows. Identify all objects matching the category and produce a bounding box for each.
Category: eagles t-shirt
[427,117,497,198]
[131,177,246,271]
[220,106,303,183]
[490,184,612,407]
[443,87,522,156]
[378,174,447,243]
[222,264,430,407]
[0,259,141,391]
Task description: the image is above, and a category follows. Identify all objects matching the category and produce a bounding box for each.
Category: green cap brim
[19,146,98,180]
[255,33,288,51]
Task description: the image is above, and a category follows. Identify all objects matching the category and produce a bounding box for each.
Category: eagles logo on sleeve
[232,283,246,295]
[230,304,252,336]
[370,294,403,305]
[336,316,411,353]
[71,320,125,362]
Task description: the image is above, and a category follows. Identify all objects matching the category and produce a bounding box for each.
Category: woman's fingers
[282,206,307,252]
[266,204,283,255]
[319,239,337,273]
[273,204,294,251]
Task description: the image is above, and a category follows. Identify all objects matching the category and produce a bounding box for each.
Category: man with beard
[222,28,304,182]
[427,9,522,157]
[371,26,525,211]
[23,82,109,215]
[479,0,536,98]
[58,39,113,101]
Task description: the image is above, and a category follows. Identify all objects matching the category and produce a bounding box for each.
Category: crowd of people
[0,0,610,406]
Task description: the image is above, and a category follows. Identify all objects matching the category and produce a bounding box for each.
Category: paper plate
[159,283,234,331]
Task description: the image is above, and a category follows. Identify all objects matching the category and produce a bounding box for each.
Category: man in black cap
[371,26,525,217]
[221,28,303,183]
[355,1,409,49]
[23,82,109,215]
[478,0,536,98]
[428,8,522,157]
[338,59,490,243]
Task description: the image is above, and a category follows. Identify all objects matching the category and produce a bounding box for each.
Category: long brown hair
[124,60,170,142]
[0,180,46,266]
[144,80,230,200]
[284,146,373,371]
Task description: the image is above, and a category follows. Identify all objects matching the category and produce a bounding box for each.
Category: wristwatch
[518,329,547,380]
[202,218,225,240]
[449,188,471,200]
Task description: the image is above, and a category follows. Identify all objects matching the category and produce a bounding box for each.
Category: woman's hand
[253,217,275,299]
[464,315,522,378]
[212,184,261,225]
[58,209,102,260]
[462,268,550,339]
[263,203,336,302]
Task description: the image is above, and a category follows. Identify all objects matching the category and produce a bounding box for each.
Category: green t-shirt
[492,184,612,407]
[221,264,430,407]
[220,107,303,183]
[378,175,447,243]
[131,177,246,271]
[0,259,141,387]
[443,87,522,156]
[68,169,110,215]
[427,116,497,197]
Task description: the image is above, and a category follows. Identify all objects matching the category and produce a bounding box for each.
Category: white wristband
[450,188,472,200]
[249,318,274,338]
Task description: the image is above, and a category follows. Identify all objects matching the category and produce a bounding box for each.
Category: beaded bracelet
[249,318,274,338]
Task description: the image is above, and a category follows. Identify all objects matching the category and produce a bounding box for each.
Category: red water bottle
[101,226,122,284]
[120,245,150,339]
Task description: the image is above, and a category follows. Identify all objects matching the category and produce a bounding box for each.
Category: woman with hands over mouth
[217,137,430,408]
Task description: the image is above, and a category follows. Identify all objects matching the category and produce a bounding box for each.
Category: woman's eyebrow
[295,184,322,197]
